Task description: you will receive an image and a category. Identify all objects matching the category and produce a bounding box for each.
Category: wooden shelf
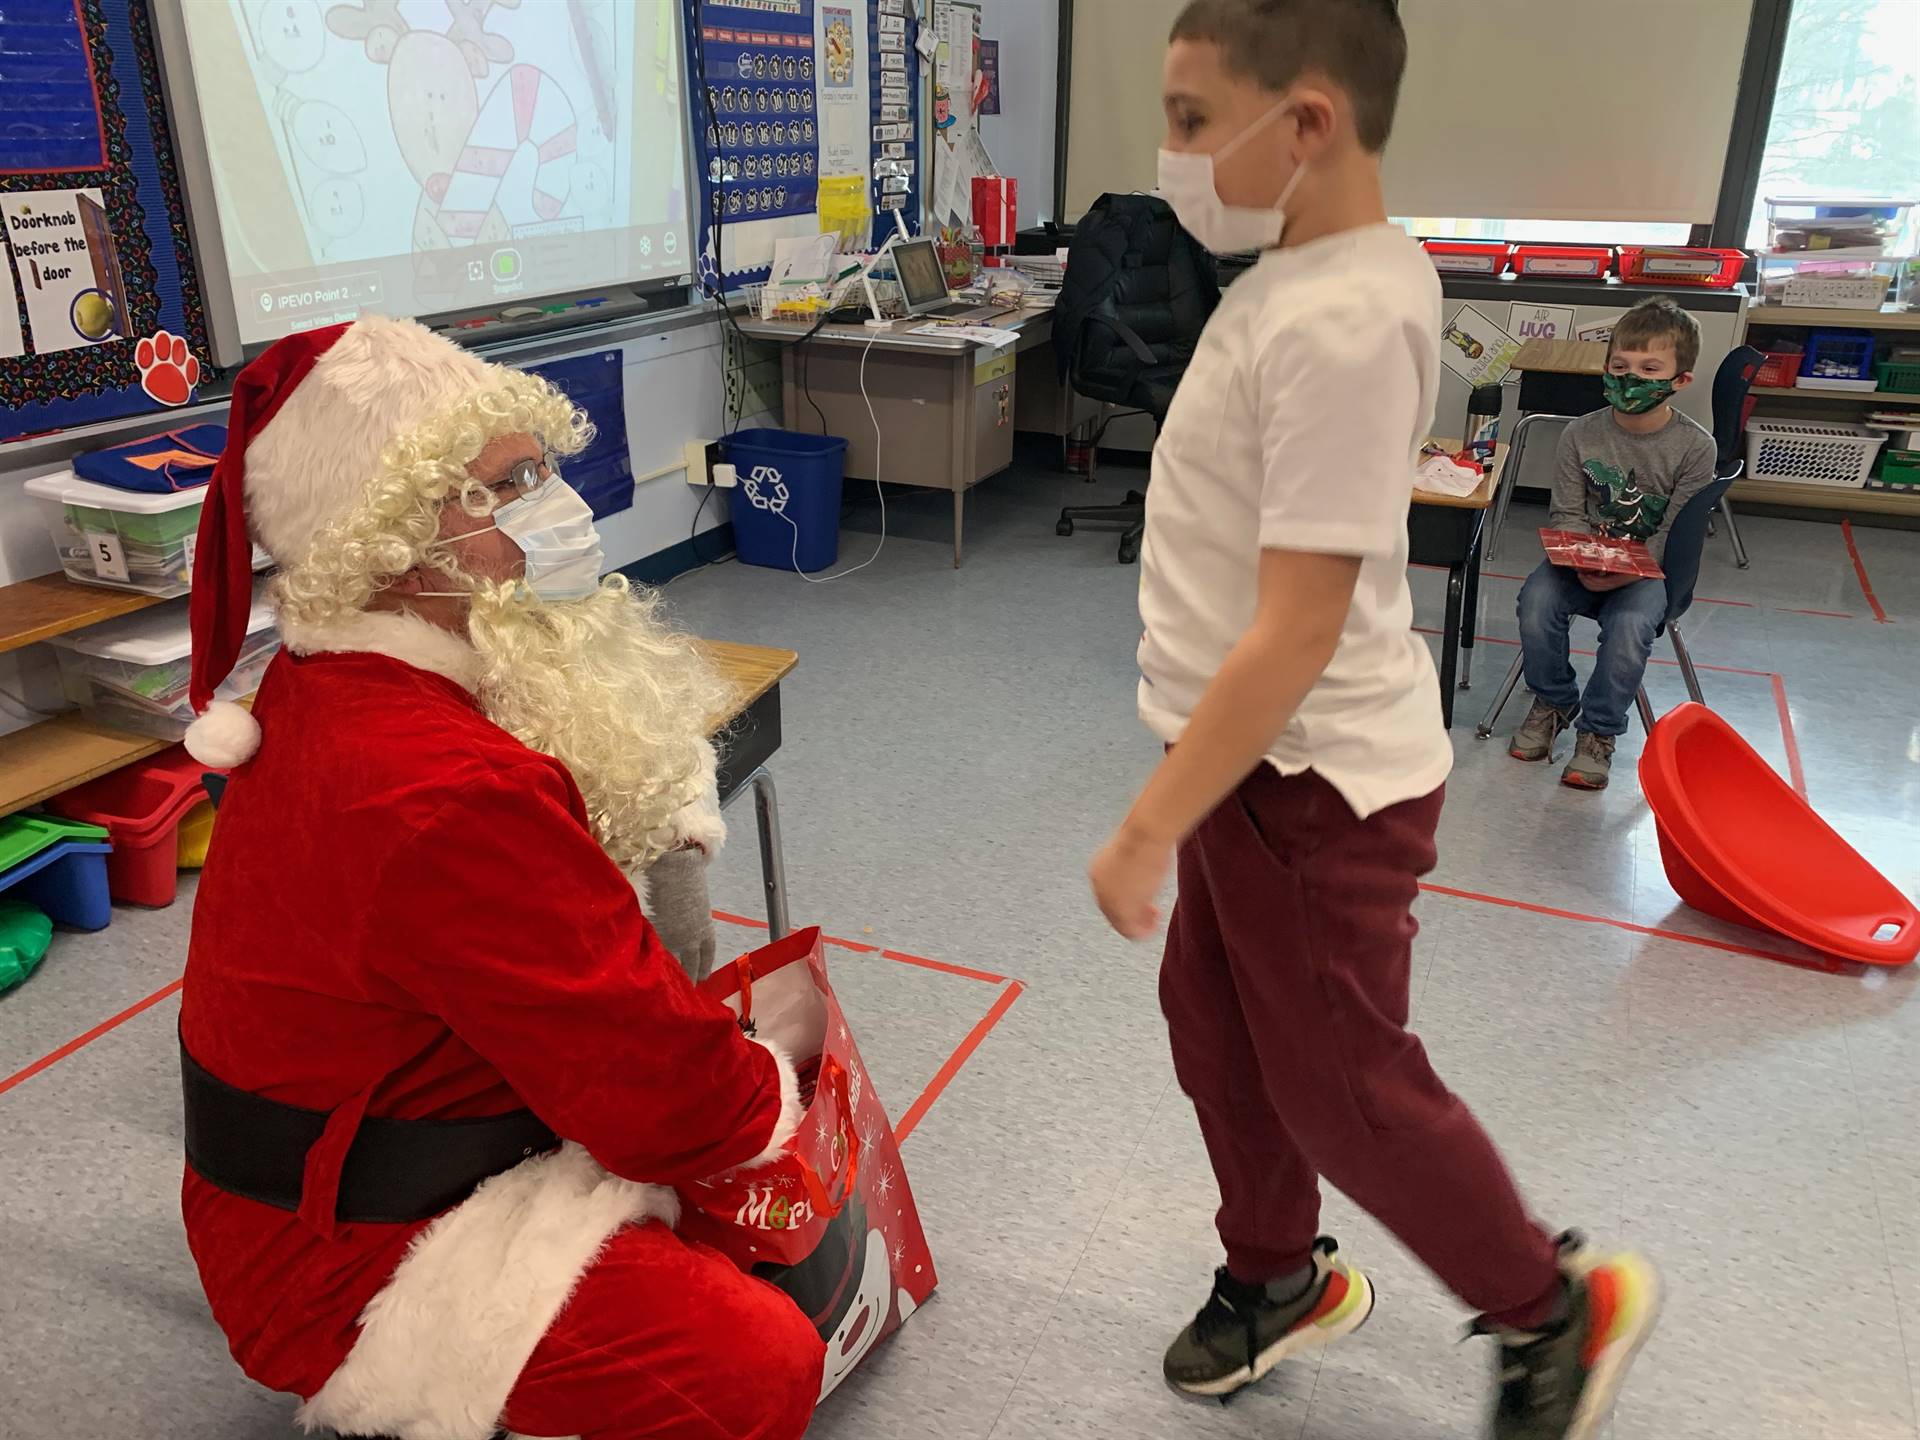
[1750,385,1920,406]
[0,573,167,658]
[0,642,797,820]
[1730,478,1920,515]
[1747,305,1920,331]
[0,713,172,818]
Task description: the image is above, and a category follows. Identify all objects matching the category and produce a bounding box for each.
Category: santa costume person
[177,316,823,1440]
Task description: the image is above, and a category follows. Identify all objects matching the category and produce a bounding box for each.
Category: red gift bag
[679,928,938,1397]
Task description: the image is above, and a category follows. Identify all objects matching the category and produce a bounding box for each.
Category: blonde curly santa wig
[270,367,725,872]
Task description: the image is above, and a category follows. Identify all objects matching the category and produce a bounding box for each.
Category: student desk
[1409,441,1501,728]
[731,305,1092,567]
[703,640,798,938]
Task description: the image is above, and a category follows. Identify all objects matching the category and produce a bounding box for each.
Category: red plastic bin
[1422,240,1512,275]
[1508,245,1613,279]
[1753,346,1805,389]
[1616,246,1746,289]
[45,744,214,907]
[1639,703,1917,967]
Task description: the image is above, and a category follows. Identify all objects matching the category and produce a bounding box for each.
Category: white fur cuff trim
[741,1038,804,1172]
[298,1145,676,1440]
[666,740,726,855]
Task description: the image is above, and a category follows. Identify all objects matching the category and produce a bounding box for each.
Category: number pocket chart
[687,0,920,291]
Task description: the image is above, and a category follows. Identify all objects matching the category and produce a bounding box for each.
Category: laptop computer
[892,237,1008,323]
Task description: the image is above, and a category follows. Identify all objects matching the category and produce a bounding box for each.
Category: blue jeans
[1515,561,1667,737]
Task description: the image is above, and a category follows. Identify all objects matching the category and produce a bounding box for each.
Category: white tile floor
[3,456,1918,1439]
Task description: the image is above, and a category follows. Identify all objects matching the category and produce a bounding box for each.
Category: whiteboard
[158,0,698,362]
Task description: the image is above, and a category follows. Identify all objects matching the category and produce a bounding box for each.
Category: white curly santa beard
[465,580,729,872]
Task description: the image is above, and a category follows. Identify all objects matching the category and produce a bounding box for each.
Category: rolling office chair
[1476,344,1764,739]
[1487,352,1755,571]
[1051,192,1219,564]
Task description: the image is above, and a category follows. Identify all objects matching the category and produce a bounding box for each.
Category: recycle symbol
[744,464,789,514]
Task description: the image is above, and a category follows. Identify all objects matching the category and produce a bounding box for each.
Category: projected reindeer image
[324,0,525,257]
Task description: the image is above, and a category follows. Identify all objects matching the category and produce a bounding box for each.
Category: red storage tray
[1508,245,1613,279]
[45,744,214,908]
[1422,240,1512,275]
[1617,245,1745,288]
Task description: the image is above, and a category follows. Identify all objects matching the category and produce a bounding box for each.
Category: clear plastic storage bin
[1757,194,1915,310]
[47,588,279,742]
[21,471,271,598]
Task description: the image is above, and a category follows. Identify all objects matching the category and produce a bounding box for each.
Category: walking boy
[1087,3,1658,1435]
[1510,297,1718,788]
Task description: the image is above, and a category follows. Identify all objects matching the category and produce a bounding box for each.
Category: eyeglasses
[497,455,557,501]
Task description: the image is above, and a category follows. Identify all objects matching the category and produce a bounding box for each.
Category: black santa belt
[180,1037,559,1226]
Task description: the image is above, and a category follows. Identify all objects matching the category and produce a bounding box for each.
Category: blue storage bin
[1801,330,1877,384]
[0,838,114,932]
[722,429,849,574]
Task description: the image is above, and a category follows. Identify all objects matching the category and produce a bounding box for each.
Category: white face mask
[1157,100,1307,254]
[434,469,607,602]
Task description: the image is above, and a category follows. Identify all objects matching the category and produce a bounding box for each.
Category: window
[1746,0,1920,248]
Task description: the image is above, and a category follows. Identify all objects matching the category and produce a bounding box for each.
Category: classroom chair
[1475,345,1764,739]
[1486,347,1757,571]
[1051,192,1218,564]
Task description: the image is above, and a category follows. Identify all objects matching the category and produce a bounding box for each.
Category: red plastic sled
[1640,703,1917,967]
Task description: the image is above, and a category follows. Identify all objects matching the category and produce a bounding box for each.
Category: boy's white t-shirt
[1137,222,1454,819]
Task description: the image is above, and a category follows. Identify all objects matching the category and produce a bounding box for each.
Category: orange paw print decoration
[137,330,201,407]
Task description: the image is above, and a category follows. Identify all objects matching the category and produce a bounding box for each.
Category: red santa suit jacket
[180,635,798,1440]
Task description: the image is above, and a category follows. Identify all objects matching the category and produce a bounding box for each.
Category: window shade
[1063,0,1752,225]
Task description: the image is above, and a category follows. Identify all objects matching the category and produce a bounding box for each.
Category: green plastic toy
[0,900,54,991]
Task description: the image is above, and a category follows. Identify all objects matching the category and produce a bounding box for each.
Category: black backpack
[1052,192,1221,414]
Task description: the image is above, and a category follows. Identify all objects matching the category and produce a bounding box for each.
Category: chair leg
[1718,498,1751,569]
[1487,412,1559,561]
[1475,651,1527,739]
[1636,688,1657,734]
[1669,622,1705,705]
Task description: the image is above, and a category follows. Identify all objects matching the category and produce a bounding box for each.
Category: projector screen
[165,0,694,357]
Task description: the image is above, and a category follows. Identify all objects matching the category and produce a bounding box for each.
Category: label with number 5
[84,529,130,583]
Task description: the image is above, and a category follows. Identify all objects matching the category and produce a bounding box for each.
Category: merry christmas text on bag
[678,928,938,1397]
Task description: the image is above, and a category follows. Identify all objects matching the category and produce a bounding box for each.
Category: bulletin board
[0,0,216,441]
[685,0,921,294]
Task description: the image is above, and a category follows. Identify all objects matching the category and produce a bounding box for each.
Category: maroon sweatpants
[1159,765,1562,1323]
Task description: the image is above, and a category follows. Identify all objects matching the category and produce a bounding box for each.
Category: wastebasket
[723,429,849,573]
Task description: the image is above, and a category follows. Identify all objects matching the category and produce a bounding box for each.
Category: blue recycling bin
[723,429,849,573]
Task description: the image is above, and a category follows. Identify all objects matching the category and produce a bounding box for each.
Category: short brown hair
[1170,0,1407,152]
[1608,296,1701,375]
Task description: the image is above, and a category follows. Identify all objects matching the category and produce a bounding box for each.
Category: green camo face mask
[1603,371,1678,415]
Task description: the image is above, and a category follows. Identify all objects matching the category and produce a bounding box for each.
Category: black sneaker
[1474,1235,1661,1439]
[1163,1236,1375,1398]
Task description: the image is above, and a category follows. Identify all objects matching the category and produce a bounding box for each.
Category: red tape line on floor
[1842,519,1891,624]
[894,981,1025,1144]
[1419,883,1847,974]
[0,977,183,1100]
[1770,672,1809,799]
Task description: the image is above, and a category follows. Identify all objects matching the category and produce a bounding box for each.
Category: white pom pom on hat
[184,698,262,768]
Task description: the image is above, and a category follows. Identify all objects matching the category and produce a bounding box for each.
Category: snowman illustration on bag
[752,1197,918,1397]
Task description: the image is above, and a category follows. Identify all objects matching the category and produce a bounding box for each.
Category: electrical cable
[777,329,887,584]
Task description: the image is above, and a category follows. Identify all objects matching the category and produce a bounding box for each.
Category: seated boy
[1510,296,1717,789]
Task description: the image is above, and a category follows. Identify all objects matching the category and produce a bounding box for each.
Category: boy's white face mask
[1157,100,1306,255]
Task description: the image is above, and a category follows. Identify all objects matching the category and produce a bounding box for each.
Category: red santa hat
[186,315,497,767]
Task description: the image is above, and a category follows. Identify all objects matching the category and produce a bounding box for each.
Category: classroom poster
[0,188,128,354]
[0,252,24,360]
[978,39,1000,114]
[817,2,872,179]
[1438,303,1521,387]
[1576,314,1624,343]
[1508,303,1574,345]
